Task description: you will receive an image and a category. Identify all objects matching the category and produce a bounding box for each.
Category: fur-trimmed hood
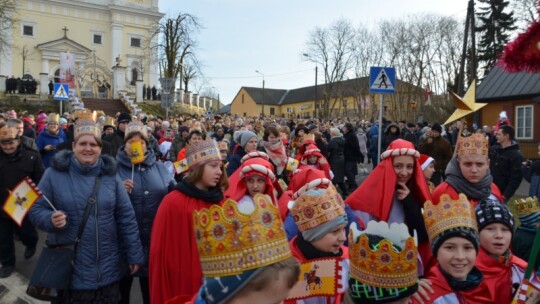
[51,149,117,176]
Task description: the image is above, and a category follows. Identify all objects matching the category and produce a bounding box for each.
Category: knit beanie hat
[117,112,132,124]
[431,123,442,133]
[239,131,258,148]
[475,200,514,233]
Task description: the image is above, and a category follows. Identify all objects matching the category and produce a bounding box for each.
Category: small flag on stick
[3,177,42,226]
[130,140,145,164]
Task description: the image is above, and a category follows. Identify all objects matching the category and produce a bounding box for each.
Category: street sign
[369,67,395,94]
[53,83,70,101]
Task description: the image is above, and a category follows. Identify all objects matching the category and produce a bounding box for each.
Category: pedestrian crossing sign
[369,67,395,94]
[53,83,70,101]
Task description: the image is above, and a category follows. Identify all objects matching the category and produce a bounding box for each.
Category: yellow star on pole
[444,80,488,125]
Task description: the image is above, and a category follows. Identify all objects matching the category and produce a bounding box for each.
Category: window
[516,105,533,139]
[93,34,102,44]
[23,25,33,36]
[130,37,141,47]
[270,107,275,115]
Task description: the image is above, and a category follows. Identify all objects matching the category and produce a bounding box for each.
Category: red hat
[419,154,434,171]
[228,158,277,203]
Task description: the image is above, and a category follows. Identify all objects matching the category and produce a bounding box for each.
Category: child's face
[308,155,318,164]
[297,130,305,136]
[437,237,476,281]
[245,175,267,197]
[423,162,435,181]
[393,156,414,184]
[479,223,512,256]
[310,223,347,254]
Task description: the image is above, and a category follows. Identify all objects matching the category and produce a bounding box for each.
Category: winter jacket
[226,145,247,176]
[36,129,66,168]
[0,145,44,220]
[327,136,345,183]
[489,142,523,200]
[116,148,175,276]
[418,135,452,173]
[382,123,400,152]
[21,135,38,151]
[102,129,125,157]
[168,136,186,163]
[343,130,361,163]
[29,150,144,290]
[523,159,540,197]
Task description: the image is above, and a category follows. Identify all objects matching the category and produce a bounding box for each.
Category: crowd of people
[0,107,539,304]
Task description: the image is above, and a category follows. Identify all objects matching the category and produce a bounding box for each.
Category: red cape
[476,248,528,304]
[431,182,503,206]
[415,263,493,304]
[149,190,223,304]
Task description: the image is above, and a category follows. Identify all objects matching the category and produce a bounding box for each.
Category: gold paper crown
[0,125,17,140]
[48,113,59,124]
[125,120,148,139]
[74,111,100,138]
[513,197,540,217]
[193,194,292,277]
[185,137,221,169]
[348,221,418,289]
[456,133,488,156]
[288,184,346,232]
[104,116,116,127]
[423,193,478,242]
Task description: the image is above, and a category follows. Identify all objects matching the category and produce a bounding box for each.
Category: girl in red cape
[345,139,432,271]
[149,138,228,304]
[228,157,278,210]
[474,200,540,303]
[298,143,332,179]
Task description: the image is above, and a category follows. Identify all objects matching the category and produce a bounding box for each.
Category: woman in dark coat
[327,127,347,195]
[116,121,175,304]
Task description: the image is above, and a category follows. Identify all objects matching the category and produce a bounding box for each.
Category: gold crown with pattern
[74,111,100,138]
[513,197,540,217]
[103,116,116,127]
[456,133,488,156]
[193,194,292,277]
[288,184,346,232]
[423,193,478,242]
[125,120,148,139]
[185,137,221,169]
[348,221,418,289]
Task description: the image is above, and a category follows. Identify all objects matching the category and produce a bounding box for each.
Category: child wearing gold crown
[149,137,228,304]
[512,197,540,280]
[474,199,540,303]
[414,193,492,303]
[432,133,503,206]
[285,185,349,304]
[345,220,420,304]
[167,194,300,304]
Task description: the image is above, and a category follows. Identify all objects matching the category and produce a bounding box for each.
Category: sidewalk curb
[0,272,47,304]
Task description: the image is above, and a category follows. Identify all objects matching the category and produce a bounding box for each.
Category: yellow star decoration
[444,80,488,125]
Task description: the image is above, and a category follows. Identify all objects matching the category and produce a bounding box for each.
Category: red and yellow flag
[3,177,42,226]
[130,140,145,164]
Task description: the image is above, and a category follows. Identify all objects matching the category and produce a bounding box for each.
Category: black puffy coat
[327,136,346,183]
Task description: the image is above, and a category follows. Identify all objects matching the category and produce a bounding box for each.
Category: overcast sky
[158,0,468,104]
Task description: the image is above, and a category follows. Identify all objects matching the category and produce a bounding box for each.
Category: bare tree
[154,12,201,83]
[511,0,539,30]
[303,18,357,118]
[0,0,14,55]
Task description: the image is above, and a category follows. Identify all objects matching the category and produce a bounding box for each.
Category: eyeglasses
[219,150,228,153]
[0,139,18,146]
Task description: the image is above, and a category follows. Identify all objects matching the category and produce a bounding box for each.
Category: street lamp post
[255,70,265,116]
[303,54,318,118]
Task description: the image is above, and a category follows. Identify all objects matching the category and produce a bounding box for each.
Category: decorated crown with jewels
[288,184,346,232]
[74,111,100,138]
[456,133,488,156]
[125,120,148,139]
[513,196,540,217]
[185,137,221,169]
[423,193,478,242]
[193,194,292,277]
[348,221,418,289]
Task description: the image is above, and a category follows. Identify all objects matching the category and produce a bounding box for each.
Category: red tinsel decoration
[498,20,540,73]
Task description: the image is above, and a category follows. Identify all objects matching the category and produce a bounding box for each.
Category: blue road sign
[53,83,70,101]
[369,67,396,94]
